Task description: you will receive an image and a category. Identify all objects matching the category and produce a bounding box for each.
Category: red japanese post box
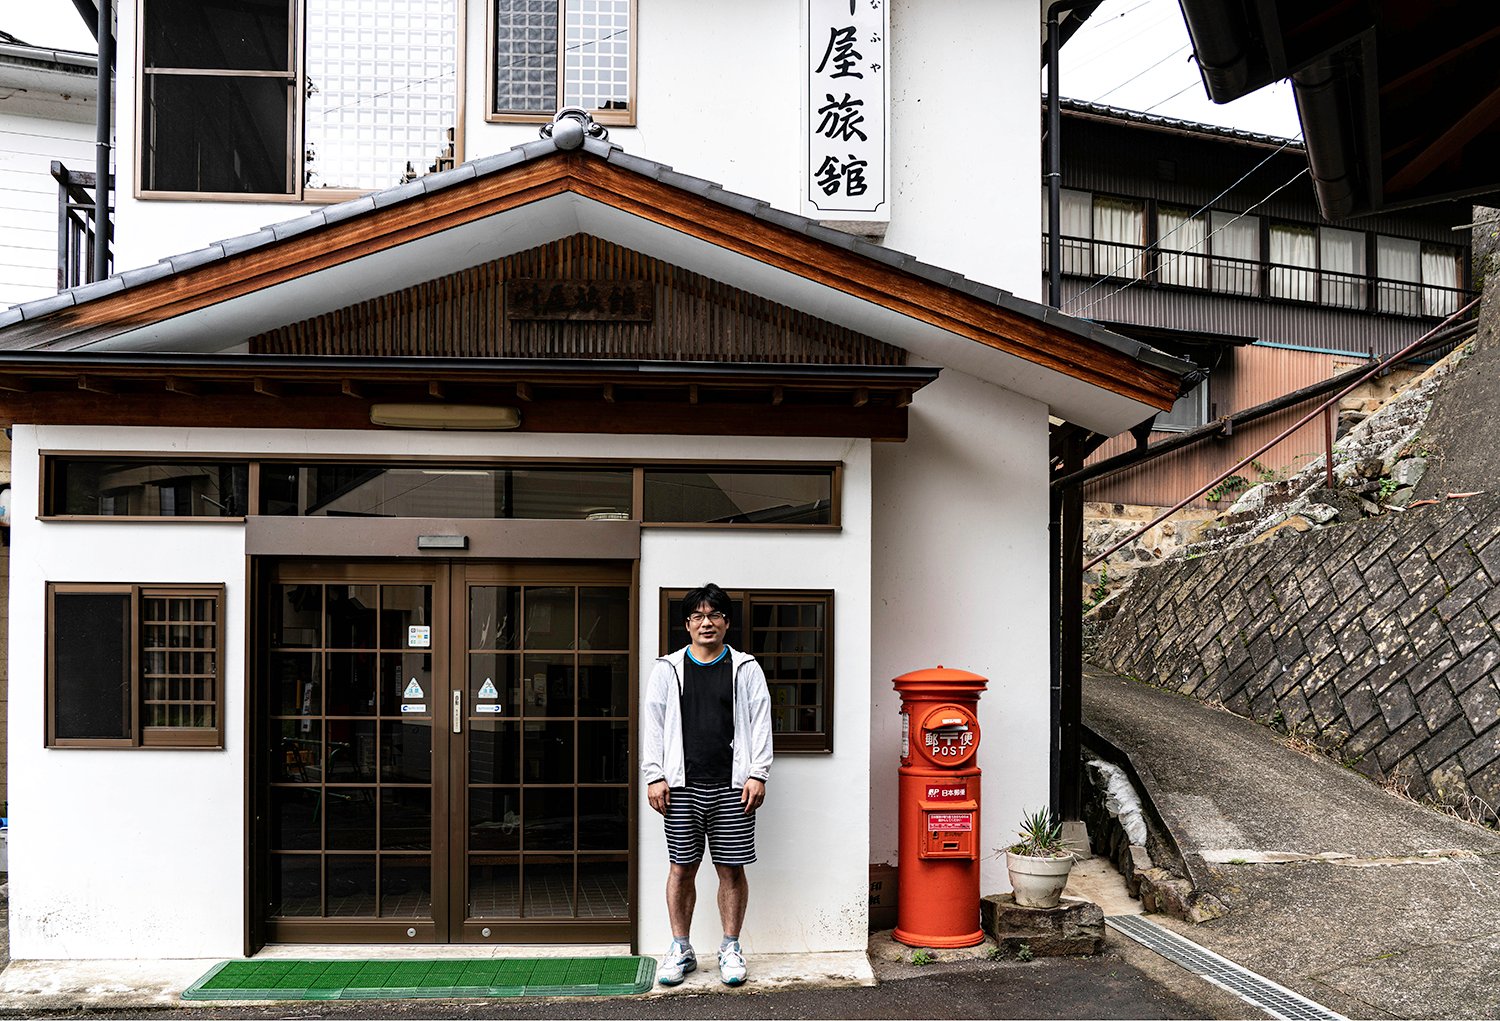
[892,665,987,948]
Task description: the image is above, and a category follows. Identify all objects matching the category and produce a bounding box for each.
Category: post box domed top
[892,665,988,698]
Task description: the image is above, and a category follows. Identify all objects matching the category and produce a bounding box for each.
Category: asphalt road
[6,936,1251,1021]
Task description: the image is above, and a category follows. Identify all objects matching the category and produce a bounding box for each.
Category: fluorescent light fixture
[370,404,521,430]
[417,534,469,550]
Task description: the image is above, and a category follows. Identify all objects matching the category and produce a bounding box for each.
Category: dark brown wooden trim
[245,517,641,560]
[5,394,910,439]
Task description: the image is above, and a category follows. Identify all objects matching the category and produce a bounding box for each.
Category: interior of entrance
[253,560,635,946]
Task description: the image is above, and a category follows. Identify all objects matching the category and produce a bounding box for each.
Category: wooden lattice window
[47,583,226,748]
[659,589,833,753]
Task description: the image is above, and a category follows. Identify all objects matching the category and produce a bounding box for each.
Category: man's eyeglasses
[687,611,726,624]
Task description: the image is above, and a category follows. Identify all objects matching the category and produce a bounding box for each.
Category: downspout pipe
[93,0,112,284]
[1045,1,1099,310]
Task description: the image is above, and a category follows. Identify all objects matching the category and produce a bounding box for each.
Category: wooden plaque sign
[506,279,654,322]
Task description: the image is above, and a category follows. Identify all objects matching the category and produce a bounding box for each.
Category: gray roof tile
[218,230,275,258]
[117,263,176,288]
[470,148,528,177]
[0,308,24,328]
[269,212,327,241]
[321,195,377,225]
[421,162,478,193]
[169,245,227,273]
[372,179,431,209]
[18,291,77,319]
[66,276,127,303]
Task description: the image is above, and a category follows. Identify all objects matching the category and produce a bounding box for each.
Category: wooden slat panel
[250,234,906,365]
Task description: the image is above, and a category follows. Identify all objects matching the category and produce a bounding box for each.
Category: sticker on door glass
[478,678,499,700]
[476,704,504,714]
[401,703,427,714]
[408,625,431,648]
[403,678,424,699]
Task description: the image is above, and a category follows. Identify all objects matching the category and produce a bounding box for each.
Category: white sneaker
[718,940,747,986]
[657,941,696,986]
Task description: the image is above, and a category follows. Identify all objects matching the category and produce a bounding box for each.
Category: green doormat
[182,957,655,1001]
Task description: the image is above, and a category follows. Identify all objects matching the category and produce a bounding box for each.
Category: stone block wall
[1096,492,1500,814]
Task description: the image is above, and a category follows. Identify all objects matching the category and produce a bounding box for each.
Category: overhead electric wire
[1092,44,1189,103]
[1060,131,1304,314]
[1068,165,1311,319]
[1142,78,1201,112]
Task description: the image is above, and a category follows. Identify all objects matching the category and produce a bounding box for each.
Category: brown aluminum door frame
[447,561,636,945]
[255,557,637,946]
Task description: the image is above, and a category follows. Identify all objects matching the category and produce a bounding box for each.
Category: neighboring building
[1043,99,1474,509]
[0,2,1187,962]
[0,30,103,818]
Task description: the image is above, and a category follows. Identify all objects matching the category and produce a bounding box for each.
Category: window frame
[658,588,834,754]
[46,582,227,749]
[485,0,637,127]
[134,0,468,203]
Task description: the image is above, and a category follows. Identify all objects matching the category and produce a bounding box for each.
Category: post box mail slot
[921,811,976,859]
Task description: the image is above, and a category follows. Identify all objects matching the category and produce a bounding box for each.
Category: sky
[1053,0,1302,138]
[4,0,1304,139]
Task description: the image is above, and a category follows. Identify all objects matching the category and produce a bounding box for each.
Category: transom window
[659,589,834,753]
[489,0,634,124]
[138,0,460,198]
[43,458,840,527]
[47,584,225,748]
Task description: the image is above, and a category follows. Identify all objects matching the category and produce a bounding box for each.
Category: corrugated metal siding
[1058,277,1435,356]
[251,234,908,364]
[1084,345,1364,509]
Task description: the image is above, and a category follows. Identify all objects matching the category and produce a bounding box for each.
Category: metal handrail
[1079,296,1482,572]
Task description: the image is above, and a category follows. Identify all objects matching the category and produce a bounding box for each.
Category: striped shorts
[663,784,757,866]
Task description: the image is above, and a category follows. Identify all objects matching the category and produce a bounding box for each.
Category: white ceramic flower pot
[1006,850,1073,908]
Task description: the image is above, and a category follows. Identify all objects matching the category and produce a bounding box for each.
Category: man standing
[641,583,773,987]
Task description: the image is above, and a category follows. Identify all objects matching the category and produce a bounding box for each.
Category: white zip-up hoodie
[641,646,773,790]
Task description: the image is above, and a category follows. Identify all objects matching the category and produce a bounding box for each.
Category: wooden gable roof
[0,117,1192,433]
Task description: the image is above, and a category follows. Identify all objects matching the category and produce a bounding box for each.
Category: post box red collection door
[892,665,987,948]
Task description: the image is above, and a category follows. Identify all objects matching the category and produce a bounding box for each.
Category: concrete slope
[1085,667,1500,1021]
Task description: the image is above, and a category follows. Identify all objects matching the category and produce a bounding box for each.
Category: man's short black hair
[681,583,732,620]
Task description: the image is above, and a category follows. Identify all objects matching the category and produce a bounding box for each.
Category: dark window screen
[143,0,291,70]
[53,593,132,741]
[141,74,291,194]
[643,471,834,524]
[52,460,250,517]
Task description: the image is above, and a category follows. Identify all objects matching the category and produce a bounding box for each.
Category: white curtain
[1377,236,1421,315]
[1211,211,1259,295]
[1422,247,1461,317]
[1041,188,1094,276]
[1269,225,1316,301]
[1319,228,1365,309]
[1157,207,1207,288]
[1094,197,1145,280]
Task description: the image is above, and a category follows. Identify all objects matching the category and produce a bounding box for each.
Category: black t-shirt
[681,649,734,786]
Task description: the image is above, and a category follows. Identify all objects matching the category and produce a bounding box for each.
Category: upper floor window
[1377,237,1464,318]
[139,0,460,198]
[1268,224,1367,308]
[489,0,635,125]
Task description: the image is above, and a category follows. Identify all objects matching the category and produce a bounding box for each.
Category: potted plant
[1005,807,1075,908]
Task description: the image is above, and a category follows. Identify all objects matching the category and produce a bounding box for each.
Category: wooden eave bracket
[165,377,202,396]
[77,375,114,395]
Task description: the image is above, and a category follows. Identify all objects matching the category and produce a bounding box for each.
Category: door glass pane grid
[467,584,630,920]
[269,582,434,921]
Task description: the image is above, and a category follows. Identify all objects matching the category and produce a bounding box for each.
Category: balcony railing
[1042,233,1472,319]
[52,161,114,291]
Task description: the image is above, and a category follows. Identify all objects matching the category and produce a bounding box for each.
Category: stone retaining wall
[1096,492,1500,816]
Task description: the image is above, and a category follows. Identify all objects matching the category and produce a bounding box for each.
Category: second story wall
[112,0,1043,299]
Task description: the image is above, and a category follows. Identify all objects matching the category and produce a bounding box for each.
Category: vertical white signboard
[805,0,890,223]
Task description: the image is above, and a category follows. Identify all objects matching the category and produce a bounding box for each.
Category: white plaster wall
[0,113,95,308]
[6,426,248,959]
[637,440,871,955]
[869,366,1052,896]
[8,425,868,958]
[884,0,1043,297]
[110,0,1042,300]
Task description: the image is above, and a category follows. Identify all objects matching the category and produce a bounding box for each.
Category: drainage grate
[1107,915,1347,1021]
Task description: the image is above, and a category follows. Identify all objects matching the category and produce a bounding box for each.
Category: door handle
[453,691,462,734]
